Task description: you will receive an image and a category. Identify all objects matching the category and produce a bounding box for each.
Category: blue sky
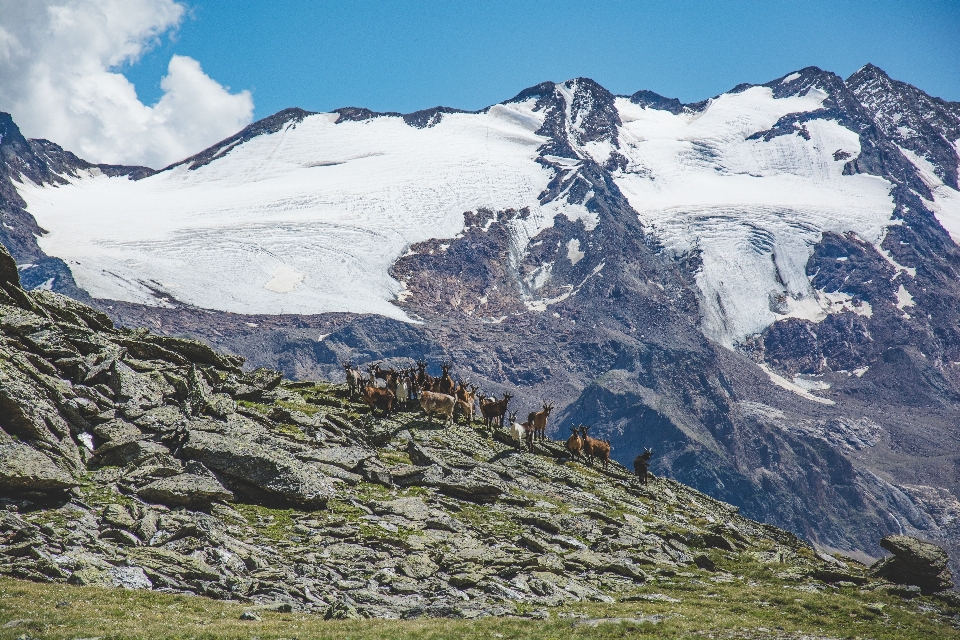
[126,0,960,120]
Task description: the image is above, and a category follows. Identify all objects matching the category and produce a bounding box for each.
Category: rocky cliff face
[1,64,959,586]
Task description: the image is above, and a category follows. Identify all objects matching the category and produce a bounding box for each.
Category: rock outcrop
[871,535,954,594]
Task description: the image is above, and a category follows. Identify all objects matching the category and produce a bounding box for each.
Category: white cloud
[0,0,253,168]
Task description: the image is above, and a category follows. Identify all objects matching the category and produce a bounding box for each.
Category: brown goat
[369,363,396,383]
[404,369,418,403]
[527,401,554,441]
[591,438,612,469]
[565,425,584,460]
[415,359,434,391]
[579,425,611,468]
[523,419,535,453]
[437,361,455,396]
[480,392,513,430]
[453,381,477,424]
[418,389,456,424]
[361,383,394,417]
[579,425,597,463]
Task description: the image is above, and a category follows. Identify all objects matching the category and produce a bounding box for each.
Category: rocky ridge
[2,241,956,619]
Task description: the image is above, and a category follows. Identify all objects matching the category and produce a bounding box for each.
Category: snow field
[20,101,592,317]
[613,87,895,346]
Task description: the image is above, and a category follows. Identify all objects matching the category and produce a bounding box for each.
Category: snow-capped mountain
[15,68,958,347]
[2,65,960,572]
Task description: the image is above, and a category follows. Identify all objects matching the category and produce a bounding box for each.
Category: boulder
[243,367,283,392]
[430,468,506,504]
[92,419,144,444]
[94,439,169,467]
[180,430,334,507]
[137,473,235,507]
[109,360,163,409]
[134,406,189,433]
[0,358,84,474]
[870,535,953,593]
[31,289,114,332]
[391,464,444,487]
[313,462,363,486]
[101,504,137,529]
[308,446,373,471]
[401,553,439,579]
[377,497,432,521]
[107,567,153,589]
[141,334,244,372]
[0,441,78,492]
[128,547,221,582]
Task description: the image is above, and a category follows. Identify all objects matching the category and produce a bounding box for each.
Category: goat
[342,361,362,398]
[370,363,396,382]
[455,396,475,424]
[508,411,526,448]
[415,359,435,392]
[437,361,456,396]
[395,374,409,408]
[418,388,456,424]
[579,425,597,464]
[385,371,409,409]
[592,438,612,469]
[527,401,554,441]
[579,425,611,468]
[454,381,478,424]
[634,448,653,484]
[566,425,584,460]
[523,418,536,453]
[480,392,513,430]
[361,383,394,417]
[399,368,416,403]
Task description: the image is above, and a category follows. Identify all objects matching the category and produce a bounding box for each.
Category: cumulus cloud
[0,0,253,168]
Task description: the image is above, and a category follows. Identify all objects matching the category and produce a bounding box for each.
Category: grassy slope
[1,570,958,639]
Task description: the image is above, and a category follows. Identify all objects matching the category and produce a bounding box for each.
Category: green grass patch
[379,450,412,466]
[236,399,270,413]
[231,503,296,541]
[276,398,321,416]
[0,574,957,639]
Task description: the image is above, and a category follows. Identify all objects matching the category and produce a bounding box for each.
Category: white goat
[509,412,526,448]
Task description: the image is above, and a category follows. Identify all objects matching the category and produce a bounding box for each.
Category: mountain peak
[846,64,899,96]
[0,112,29,149]
[503,81,557,105]
[763,66,844,99]
[160,107,317,172]
[628,90,684,114]
[849,63,890,83]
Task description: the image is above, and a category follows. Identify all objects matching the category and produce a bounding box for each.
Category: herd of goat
[342,360,654,483]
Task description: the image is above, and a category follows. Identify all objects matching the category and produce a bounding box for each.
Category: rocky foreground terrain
[0,241,957,633]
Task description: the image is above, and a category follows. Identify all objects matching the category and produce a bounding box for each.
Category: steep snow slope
[19,103,591,317]
[613,86,895,347]
[898,146,960,245]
